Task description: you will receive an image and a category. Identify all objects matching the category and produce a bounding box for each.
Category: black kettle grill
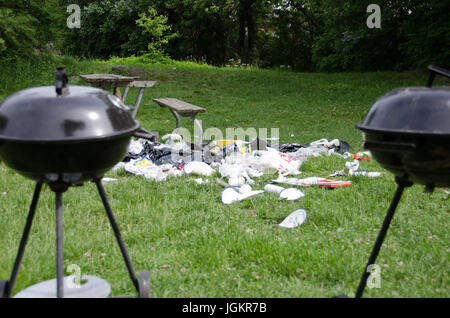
[351,65,450,297]
[0,68,150,298]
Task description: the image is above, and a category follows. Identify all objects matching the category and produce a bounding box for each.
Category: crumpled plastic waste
[124,157,182,181]
[203,140,252,164]
[251,147,302,176]
[329,159,382,178]
[352,151,372,161]
[349,170,382,178]
[128,138,145,155]
[279,209,308,229]
[219,162,256,186]
[346,159,360,172]
[279,138,350,155]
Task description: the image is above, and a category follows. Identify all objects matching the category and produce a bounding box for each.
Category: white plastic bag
[184,161,215,176]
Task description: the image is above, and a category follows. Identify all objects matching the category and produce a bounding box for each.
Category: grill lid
[0,85,140,143]
[357,87,450,135]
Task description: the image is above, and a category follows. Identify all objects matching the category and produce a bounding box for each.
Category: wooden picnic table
[80,73,156,118]
[80,73,158,141]
[79,74,139,100]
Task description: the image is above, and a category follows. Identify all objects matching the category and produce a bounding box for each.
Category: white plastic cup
[279,209,308,229]
[264,184,285,194]
[279,188,304,201]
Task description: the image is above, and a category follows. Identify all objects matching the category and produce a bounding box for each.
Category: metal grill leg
[4,181,43,298]
[55,192,64,298]
[354,178,412,298]
[94,179,140,292]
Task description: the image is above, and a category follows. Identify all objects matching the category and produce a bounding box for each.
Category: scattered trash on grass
[112,136,385,208]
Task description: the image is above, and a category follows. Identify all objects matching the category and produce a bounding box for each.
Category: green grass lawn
[0,56,448,297]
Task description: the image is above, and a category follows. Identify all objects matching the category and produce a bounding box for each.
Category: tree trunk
[237,0,258,65]
[246,2,256,65]
[237,2,246,60]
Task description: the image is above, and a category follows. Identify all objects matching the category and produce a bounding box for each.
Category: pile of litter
[114,135,361,182]
[111,134,382,229]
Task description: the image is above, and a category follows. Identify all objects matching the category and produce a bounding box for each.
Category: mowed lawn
[0,57,448,297]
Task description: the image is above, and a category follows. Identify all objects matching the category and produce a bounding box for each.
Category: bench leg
[122,87,130,103]
[169,109,181,133]
[131,88,146,118]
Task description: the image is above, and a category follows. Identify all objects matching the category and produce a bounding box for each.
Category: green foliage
[136,7,178,54]
[63,0,147,58]
[398,0,450,68]
[0,0,65,61]
[0,38,5,53]
[63,1,177,60]
[310,0,449,71]
[0,53,83,98]
[152,0,239,65]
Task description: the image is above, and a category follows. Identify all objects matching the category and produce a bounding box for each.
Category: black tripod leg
[355,180,410,298]
[55,192,64,298]
[4,181,43,298]
[94,179,140,292]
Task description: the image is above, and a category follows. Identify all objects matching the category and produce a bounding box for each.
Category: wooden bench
[152,98,206,144]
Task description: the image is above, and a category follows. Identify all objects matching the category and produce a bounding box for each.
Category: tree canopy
[1,0,448,71]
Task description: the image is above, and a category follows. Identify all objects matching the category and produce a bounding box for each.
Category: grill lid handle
[55,67,69,97]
